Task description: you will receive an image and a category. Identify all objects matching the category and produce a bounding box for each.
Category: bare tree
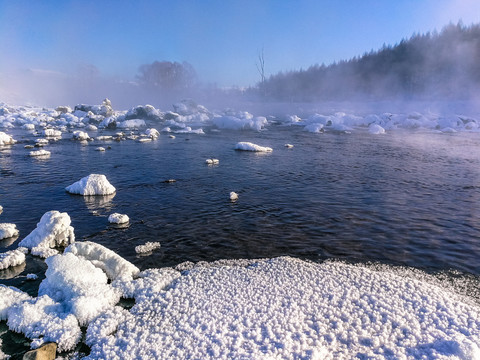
[256,47,266,97]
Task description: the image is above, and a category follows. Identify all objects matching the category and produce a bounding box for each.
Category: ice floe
[108,213,129,224]
[66,174,116,196]
[18,210,75,258]
[0,223,19,240]
[135,242,161,254]
[234,141,273,152]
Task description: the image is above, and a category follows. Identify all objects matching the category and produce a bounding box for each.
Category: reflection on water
[0,262,25,279]
[82,194,116,215]
[0,236,18,248]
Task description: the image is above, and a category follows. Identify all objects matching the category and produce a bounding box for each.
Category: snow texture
[65,241,140,281]
[108,213,129,224]
[0,223,19,239]
[29,149,51,157]
[82,257,480,360]
[0,249,26,270]
[18,210,75,258]
[135,242,161,254]
[0,285,31,320]
[65,174,116,195]
[0,132,15,146]
[234,141,273,152]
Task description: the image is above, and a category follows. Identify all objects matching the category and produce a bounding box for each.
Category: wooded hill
[258,23,480,101]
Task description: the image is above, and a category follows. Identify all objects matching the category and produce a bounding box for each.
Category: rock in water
[23,342,57,360]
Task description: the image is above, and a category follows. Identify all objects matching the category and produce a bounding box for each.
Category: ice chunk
[229,191,238,201]
[0,132,15,146]
[72,130,90,141]
[368,123,386,134]
[234,141,272,152]
[65,241,140,281]
[108,213,129,224]
[0,249,26,270]
[7,295,81,352]
[0,223,19,239]
[0,285,31,320]
[18,210,75,258]
[29,149,51,157]
[135,242,161,254]
[38,252,121,325]
[65,174,116,195]
[285,143,294,148]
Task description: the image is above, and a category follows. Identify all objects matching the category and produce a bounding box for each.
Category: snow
[0,285,31,320]
[65,174,116,196]
[29,149,51,157]
[118,119,146,129]
[65,241,140,281]
[43,128,62,137]
[0,132,15,146]
[0,223,19,239]
[234,141,273,152]
[144,128,160,138]
[72,130,90,141]
[0,249,26,270]
[285,143,294,148]
[82,257,480,360]
[368,123,386,134]
[95,146,105,151]
[108,213,129,224]
[213,115,267,131]
[205,158,219,165]
[18,210,75,258]
[135,242,161,254]
[230,191,239,201]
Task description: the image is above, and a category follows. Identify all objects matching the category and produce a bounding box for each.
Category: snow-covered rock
[108,213,129,224]
[72,130,90,141]
[368,123,386,134]
[117,119,146,129]
[65,174,116,196]
[65,242,140,281]
[0,223,19,239]
[144,128,160,139]
[230,191,239,201]
[135,242,161,254]
[213,115,267,131]
[18,211,75,258]
[29,149,51,157]
[0,249,26,270]
[0,132,15,146]
[234,142,272,152]
[43,128,62,137]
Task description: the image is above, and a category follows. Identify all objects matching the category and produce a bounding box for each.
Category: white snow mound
[0,132,15,146]
[0,223,19,239]
[0,249,26,270]
[18,210,75,258]
[234,142,273,152]
[108,213,129,224]
[66,174,116,195]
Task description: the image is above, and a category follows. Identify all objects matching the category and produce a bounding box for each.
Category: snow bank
[65,241,140,281]
[135,242,161,254]
[65,174,116,195]
[18,211,75,258]
[82,257,480,359]
[108,213,129,224]
[38,252,121,325]
[0,223,19,239]
[0,132,15,146]
[213,115,267,131]
[234,141,273,152]
[0,249,26,270]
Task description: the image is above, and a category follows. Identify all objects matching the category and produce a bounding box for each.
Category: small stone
[23,342,57,360]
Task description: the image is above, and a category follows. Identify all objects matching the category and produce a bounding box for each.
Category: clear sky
[1,0,480,88]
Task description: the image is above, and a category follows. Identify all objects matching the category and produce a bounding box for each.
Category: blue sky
[1,0,480,87]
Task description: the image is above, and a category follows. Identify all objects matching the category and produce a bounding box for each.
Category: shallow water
[1,126,480,278]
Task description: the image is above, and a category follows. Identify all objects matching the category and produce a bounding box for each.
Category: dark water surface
[1,126,480,279]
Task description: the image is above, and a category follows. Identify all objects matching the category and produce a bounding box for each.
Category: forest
[256,23,480,102]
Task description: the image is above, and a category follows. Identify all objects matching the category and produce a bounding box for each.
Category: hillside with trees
[258,23,480,102]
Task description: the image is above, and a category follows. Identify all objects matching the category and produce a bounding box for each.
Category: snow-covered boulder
[368,123,386,134]
[108,213,129,224]
[144,128,160,139]
[234,142,272,152]
[0,132,15,146]
[213,115,267,131]
[29,149,51,157]
[65,174,116,196]
[0,249,26,270]
[135,242,161,254]
[125,105,162,121]
[65,242,140,281]
[205,158,219,165]
[18,211,75,258]
[117,119,146,129]
[0,223,19,239]
[230,191,239,201]
[43,128,62,137]
[72,130,90,141]
[74,99,113,117]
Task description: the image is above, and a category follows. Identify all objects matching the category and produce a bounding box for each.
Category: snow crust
[234,141,273,152]
[0,223,19,239]
[135,242,161,254]
[66,174,116,196]
[18,210,75,258]
[108,213,129,224]
[0,249,26,270]
[65,241,140,281]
